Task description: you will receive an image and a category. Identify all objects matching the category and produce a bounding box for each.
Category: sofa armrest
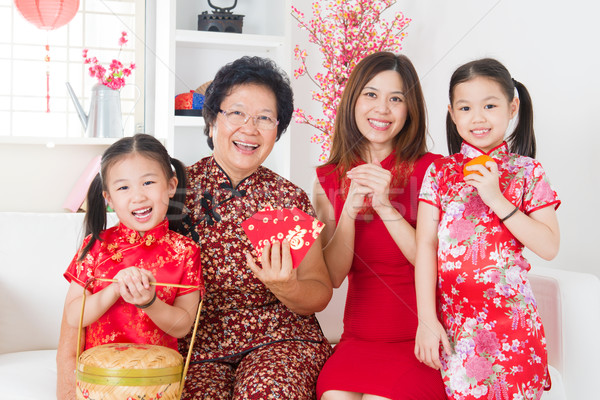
[530,266,600,400]
[0,350,57,400]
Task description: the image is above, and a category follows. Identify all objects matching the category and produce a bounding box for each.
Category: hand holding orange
[463,155,494,176]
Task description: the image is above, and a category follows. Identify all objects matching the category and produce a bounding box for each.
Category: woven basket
[76,343,182,400]
[75,278,204,400]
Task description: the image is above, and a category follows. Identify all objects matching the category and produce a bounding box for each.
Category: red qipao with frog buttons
[316,151,447,400]
[64,219,203,351]
[419,142,560,400]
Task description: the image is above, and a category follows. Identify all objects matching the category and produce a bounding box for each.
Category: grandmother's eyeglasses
[219,109,279,130]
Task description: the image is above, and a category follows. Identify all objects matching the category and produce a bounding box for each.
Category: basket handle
[178,298,203,399]
[75,277,203,399]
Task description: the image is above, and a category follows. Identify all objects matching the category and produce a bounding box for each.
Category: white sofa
[0,212,116,400]
[0,212,598,399]
[316,265,600,399]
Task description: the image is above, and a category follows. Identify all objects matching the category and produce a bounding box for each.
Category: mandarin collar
[116,219,169,245]
[210,156,257,192]
[460,141,509,161]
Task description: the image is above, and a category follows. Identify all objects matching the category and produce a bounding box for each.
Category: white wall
[289,0,600,277]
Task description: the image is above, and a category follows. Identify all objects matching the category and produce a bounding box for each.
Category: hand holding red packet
[242,206,325,268]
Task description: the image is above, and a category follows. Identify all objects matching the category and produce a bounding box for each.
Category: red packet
[242,206,325,268]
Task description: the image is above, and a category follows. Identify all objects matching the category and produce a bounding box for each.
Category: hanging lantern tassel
[45,41,50,112]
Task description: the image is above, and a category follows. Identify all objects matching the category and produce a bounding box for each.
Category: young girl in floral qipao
[63,134,203,352]
[414,58,560,400]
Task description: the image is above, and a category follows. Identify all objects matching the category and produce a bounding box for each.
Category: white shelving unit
[0,136,118,146]
[153,0,292,178]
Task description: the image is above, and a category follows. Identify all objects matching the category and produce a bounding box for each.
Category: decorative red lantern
[14,0,80,31]
[13,0,80,112]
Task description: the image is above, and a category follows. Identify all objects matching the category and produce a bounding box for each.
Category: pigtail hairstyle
[166,156,187,232]
[445,111,462,156]
[78,134,187,262]
[506,79,536,158]
[327,51,428,176]
[79,174,108,261]
[446,58,536,158]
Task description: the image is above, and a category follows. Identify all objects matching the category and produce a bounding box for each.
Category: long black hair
[446,58,536,158]
[78,134,186,261]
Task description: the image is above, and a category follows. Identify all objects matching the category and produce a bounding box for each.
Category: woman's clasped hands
[344,159,393,219]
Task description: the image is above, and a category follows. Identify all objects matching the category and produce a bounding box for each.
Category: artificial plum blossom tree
[292,0,411,162]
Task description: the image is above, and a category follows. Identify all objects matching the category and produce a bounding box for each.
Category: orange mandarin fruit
[463,155,494,176]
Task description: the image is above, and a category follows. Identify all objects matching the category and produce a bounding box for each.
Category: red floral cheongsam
[419,142,560,400]
[64,219,203,351]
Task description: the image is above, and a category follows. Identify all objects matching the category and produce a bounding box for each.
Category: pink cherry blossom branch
[82,31,136,90]
[291,0,411,162]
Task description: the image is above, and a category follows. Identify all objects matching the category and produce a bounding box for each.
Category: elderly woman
[56,56,333,400]
[177,56,333,399]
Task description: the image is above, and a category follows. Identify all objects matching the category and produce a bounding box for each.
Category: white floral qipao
[419,141,560,400]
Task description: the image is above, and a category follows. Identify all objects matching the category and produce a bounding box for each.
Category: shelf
[176,30,285,51]
[174,115,205,127]
[153,0,292,178]
[0,136,119,146]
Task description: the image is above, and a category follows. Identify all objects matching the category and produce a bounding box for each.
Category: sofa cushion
[316,278,347,344]
[545,365,567,400]
[0,349,57,399]
[0,212,117,355]
[0,213,87,354]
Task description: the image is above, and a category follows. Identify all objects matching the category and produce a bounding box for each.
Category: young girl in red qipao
[63,134,203,352]
[415,58,560,400]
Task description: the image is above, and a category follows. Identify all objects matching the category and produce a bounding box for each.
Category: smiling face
[449,76,519,153]
[103,153,177,236]
[210,83,278,186]
[354,70,408,160]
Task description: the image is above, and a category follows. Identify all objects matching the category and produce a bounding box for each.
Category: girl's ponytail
[507,79,536,158]
[167,156,187,232]
[446,111,462,155]
[79,174,107,262]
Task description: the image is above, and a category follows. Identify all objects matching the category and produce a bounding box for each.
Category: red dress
[64,219,203,351]
[316,152,447,400]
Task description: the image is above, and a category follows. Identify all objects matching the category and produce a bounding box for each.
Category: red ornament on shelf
[14,0,79,30]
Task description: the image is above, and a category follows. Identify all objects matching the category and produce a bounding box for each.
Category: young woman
[314,52,446,400]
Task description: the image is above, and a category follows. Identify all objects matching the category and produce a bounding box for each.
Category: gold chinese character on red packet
[242,206,325,268]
